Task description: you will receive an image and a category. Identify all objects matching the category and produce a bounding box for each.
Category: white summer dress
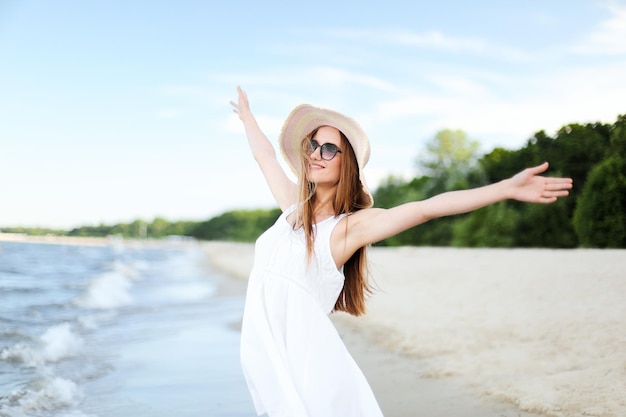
[240,205,384,417]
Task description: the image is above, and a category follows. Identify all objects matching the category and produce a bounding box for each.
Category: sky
[1,0,625,229]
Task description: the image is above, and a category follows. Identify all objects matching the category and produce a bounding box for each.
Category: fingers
[538,196,558,204]
[545,179,573,191]
[528,161,549,175]
[237,85,248,103]
[233,86,249,112]
[522,176,573,204]
[536,187,570,204]
[231,86,250,121]
[545,190,570,198]
[231,85,247,110]
[229,100,240,116]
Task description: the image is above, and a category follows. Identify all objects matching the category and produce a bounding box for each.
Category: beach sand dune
[203,242,626,417]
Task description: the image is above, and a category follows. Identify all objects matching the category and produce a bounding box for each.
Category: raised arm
[230,86,296,211]
[345,162,573,248]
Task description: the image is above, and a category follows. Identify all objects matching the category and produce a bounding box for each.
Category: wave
[0,323,92,416]
[74,261,140,310]
[0,376,87,417]
[0,323,83,367]
[0,243,229,416]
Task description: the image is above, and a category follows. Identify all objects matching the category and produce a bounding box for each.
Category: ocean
[0,240,255,417]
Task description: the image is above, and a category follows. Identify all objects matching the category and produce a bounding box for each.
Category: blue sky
[1,1,625,228]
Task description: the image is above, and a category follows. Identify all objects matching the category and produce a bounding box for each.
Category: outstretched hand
[508,162,573,203]
[230,85,251,122]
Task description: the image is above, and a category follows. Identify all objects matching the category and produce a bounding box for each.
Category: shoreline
[5,235,624,415]
[0,232,114,247]
[0,232,198,248]
[201,241,626,417]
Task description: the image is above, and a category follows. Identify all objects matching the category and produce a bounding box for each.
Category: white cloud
[307,67,398,92]
[327,28,481,50]
[383,30,487,53]
[223,113,244,134]
[368,58,626,152]
[326,28,531,62]
[212,66,397,95]
[571,3,626,55]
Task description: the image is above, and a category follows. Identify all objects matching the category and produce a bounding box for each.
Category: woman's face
[306,126,343,187]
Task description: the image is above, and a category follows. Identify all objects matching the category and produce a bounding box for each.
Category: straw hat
[278,104,373,207]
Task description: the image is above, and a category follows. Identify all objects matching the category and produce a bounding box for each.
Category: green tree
[68,223,114,237]
[609,114,626,156]
[0,226,66,236]
[481,147,534,184]
[452,202,520,247]
[573,157,626,248]
[478,123,612,248]
[513,200,576,248]
[418,129,484,193]
[573,114,626,247]
[192,208,281,242]
[149,217,172,238]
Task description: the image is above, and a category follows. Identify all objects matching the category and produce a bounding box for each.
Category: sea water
[0,240,255,417]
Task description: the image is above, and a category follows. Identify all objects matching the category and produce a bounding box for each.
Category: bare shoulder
[347,207,386,223]
[340,207,390,235]
[335,208,386,236]
[330,208,387,267]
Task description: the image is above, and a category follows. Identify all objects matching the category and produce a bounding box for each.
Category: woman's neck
[312,190,336,217]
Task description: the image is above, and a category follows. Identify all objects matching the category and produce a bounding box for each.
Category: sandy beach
[0,233,114,246]
[0,232,195,248]
[203,241,626,417]
[4,233,624,416]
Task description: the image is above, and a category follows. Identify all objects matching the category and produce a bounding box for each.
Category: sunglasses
[305,139,342,161]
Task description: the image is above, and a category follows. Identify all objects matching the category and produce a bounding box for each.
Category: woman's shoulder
[345,207,385,222]
[283,203,298,214]
[332,207,382,237]
[334,207,389,248]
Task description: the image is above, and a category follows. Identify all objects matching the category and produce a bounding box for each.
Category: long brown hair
[294,127,372,316]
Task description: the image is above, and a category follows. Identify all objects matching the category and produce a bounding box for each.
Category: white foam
[112,260,142,279]
[76,314,99,330]
[0,323,83,367]
[40,323,84,362]
[0,342,40,367]
[0,326,87,414]
[76,271,133,309]
[4,376,84,414]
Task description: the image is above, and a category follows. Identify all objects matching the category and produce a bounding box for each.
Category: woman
[230,86,572,417]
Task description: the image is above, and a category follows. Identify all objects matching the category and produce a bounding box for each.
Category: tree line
[375,114,625,248]
[2,114,624,248]
[0,210,282,243]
